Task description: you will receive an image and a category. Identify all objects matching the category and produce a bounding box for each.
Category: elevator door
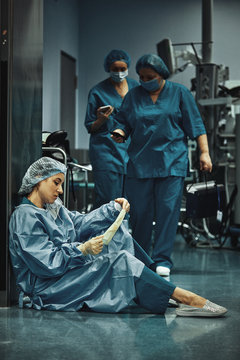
[0,0,43,307]
[60,51,77,150]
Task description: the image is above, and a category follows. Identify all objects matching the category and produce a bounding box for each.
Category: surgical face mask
[110,69,128,83]
[140,78,161,92]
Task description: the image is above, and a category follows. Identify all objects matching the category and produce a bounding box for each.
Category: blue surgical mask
[110,69,128,83]
[140,78,161,92]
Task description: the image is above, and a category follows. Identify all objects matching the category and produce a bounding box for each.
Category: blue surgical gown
[114,81,206,178]
[9,200,145,312]
[85,77,138,173]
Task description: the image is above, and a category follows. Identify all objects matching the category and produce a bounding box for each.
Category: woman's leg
[171,287,206,308]
[152,176,184,268]
[172,287,227,317]
[93,170,125,208]
[135,267,227,316]
[134,267,208,313]
[134,266,176,313]
[126,177,154,254]
[132,238,155,269]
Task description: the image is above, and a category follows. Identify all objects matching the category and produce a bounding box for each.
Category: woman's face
[37,173,65,204]
[110,61,128,72]
[139,67,161,82]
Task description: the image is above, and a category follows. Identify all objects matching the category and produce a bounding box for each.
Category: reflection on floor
[1,236,240,360]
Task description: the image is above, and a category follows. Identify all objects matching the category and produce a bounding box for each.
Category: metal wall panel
[0,0,43,306]
[0,0,10,306]
[11,0,43,202]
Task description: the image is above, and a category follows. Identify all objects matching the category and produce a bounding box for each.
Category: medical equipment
[42,130,92,211]
[156,0,240,249]
[186,181,225,219]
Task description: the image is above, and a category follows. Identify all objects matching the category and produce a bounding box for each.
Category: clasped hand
[114,197,130,212]
[97,106,114,120]
[79,235,104,255]
[199,152,212,173]
[111,128,126,143]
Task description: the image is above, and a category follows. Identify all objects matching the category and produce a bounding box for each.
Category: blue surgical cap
[104,49,131,72]
[136,54,170,79]
[18,157,67,195]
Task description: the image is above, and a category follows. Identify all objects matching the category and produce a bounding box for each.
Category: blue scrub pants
[132,238,155,269]
[132,238,175,313]
[93,170,125,208]
[126,176,184,269]
[134,266,176,313]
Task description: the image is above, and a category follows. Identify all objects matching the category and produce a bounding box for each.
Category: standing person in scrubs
[112,54,212,277]
[8,157,226,317]
[85,49,138,208]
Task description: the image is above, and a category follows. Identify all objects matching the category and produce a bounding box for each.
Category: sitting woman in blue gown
[9,157,227,317]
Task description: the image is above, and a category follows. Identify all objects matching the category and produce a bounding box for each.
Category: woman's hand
[114,198,130,212]
[199,152,212,172]
[78,235,104,255]
[111,129,126,143]
[197,134,212,173]
[96,105,114,120]
[90,106,114,133]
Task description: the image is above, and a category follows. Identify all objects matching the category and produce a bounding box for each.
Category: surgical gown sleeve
[67,201,124,242]
[9,207,86,279]
[180,86,206,139]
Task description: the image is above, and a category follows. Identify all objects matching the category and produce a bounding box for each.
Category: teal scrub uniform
[85,77,138,208]
[114,80,206,268]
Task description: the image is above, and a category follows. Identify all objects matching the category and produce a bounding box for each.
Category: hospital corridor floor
[1,235,240,360]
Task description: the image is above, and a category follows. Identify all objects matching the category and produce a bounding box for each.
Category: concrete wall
[43,0,80,140]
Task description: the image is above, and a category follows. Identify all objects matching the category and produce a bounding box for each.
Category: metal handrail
[68,162,92,212]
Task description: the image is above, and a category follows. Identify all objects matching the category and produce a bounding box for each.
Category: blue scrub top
[85,77,138,174]
[114,81,206,178]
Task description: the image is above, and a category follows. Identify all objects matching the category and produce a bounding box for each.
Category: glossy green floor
[1,236,240,360]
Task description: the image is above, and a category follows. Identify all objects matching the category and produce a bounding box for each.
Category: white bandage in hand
[102,209,126,245]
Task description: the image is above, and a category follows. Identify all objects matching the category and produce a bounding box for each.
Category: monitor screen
[156,38,175,75]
